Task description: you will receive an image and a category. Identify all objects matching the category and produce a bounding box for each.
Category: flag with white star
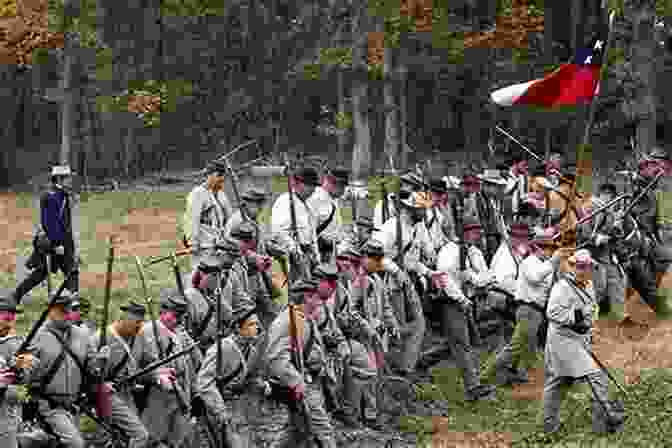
[490,15,612,109]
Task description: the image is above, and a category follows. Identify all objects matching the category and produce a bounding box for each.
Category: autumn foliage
[0,0,63,66]
[464,0,544,49]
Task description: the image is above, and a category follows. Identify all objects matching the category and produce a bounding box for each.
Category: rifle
[452,185,482,346]
[16,268,79,355]
[134,256,190,416]
[284,154,310,284]
[145,248,192,268]
[116,341,200,386]
[99,237,115,352]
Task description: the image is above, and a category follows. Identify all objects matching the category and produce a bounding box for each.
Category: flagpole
[577,10,616,192]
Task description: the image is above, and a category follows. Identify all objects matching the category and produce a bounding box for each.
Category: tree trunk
[384,43,400,172]
[336,67,348,164]
[399,63,408,170]
[60,32,78,166]
[629,0,658,155]
[351,10,372,218]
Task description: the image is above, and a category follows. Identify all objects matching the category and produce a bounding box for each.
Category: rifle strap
[194,299,216,341]
[105,336,136,382]
[38,349,66,392]
[48,328,87,376]
[316,204,336,236]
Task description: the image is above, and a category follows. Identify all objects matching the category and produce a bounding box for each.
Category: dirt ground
[0,192,34,273]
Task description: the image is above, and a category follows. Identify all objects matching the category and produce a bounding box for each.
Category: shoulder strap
[316,204,336,235]
[218,339,246,387]
[38,348,66,392]
[48,328,87,375]
[106,336,135,381]
[194,299,216,341]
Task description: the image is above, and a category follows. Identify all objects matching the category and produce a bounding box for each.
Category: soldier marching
[11,144,672,445]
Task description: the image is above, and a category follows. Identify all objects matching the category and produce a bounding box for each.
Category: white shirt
[306,186,343,243]
[373,196,397,229]
[270,192,318,253]
[516,253,556,309]
[436,241,490,300]
[371,213,433,277]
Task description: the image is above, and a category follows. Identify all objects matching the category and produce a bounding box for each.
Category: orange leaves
[368,30,385,67]
[464,1,544,49]
[0,0,63,66]
[400,0,432,33]
[126,92,162,116]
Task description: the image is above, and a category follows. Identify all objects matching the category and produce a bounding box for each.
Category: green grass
[8,180,667,444]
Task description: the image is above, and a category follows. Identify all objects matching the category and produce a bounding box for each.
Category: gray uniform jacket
[0,335,37,431]
[29,321,98,402]
[545,274,599,379]
[90,326,156,387]
[264,307,327,389]
[195,334,263,423]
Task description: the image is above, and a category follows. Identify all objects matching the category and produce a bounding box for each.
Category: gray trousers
[593,262,626,321]
[0,429,17,448]
[109,392,149,448]
[488,303,545,376]
[37,401,84,448]
[303,380,335,447]
[543,370,614,433]
[439,302,483,395]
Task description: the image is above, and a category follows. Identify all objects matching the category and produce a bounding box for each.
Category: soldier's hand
[288,382,305,402]
[14,353,33,370]
[0,368,16,385]
[595,234,610,246]
[459,299,473,314]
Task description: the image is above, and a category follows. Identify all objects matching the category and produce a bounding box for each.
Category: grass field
[4,173,672,447]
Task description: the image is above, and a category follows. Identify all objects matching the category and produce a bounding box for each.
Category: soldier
[14,165,80,303]
[474,169,509,266]
[589,183,626,322]
[141,290,202,448]
[223,186,269,238]
[433,218,498,402]
[503,156,529,222]
[337,215,380,255]
[187,238,255,351]
[264,279,338,448]
[335,241,400,428]
[625,146,672,319]
[92,300,153,448]
[543,249,626,434]
[483,227,566,386]
[373,172,426,228]
[194,303,268,448]
[27,289,107,448]
[183,160,233,273]
[371,192,433,375]
[0,289,36,448]
[271,166,322,263]
[266,233,291,309]
[230,221,277,329]
[64,293,94,336]
[308,167,349,263]
[426,177,457,251]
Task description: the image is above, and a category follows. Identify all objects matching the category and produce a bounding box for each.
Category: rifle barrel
[117,341,199,386]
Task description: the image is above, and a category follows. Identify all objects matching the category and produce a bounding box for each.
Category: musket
[552,192,631,242]
[116,341,200,386]
[99,237,115,351]
[16,268,79,355]
[214,270,228,448]
[171,253,186,300]
[213,139,259,164]
[134,256,190,415]
[145,248,192,268]
[284,153,308,283]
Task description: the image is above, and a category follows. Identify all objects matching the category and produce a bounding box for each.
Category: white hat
[477,169,507,185]
[51,165,72,177]
[442,175,462,189]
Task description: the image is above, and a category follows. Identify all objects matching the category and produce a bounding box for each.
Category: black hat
[0,289,21,313]
[49,289,79,307]
[288,279,320,304]
[159,289,188,313]
[230,221,257,241]
[337,244,362,259]
[216,237,242,257]
[328,168,350,183]
[516,201,541,218]
[233,304,258,326]
[197,252,229,274]
[241,187,268,203]
[119,301,146,320]
[361,239,385,257]
[429,177,449,193]
[355,216,379,231]
[399,172,425,190]
[294,167,321,186]
[206,160,227,175]
[312,263,339,280]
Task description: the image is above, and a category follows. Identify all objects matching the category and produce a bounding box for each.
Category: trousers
[109,392,150,448]
[15,249,79,302]
[593,262,625,321]
[37,401,84,448]
[484,303,544,379]
[439,301,483,395]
